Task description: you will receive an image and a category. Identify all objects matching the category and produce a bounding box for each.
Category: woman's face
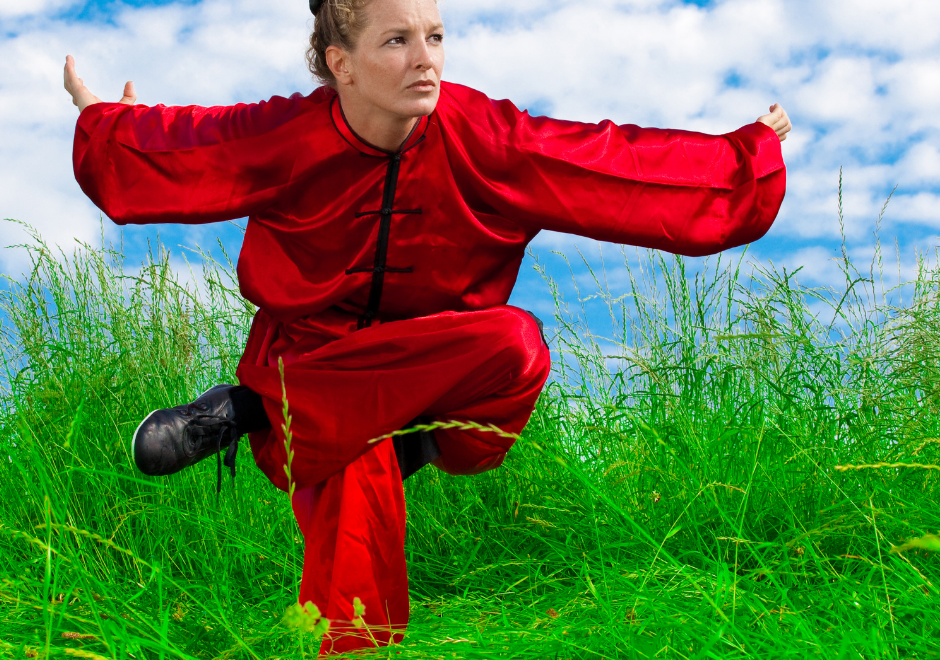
[340,0,445,120]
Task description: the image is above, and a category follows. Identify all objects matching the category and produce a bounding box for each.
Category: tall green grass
[0,215,938,659]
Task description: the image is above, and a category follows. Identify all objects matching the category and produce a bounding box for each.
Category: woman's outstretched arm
[443,84,789,258]
[65,56,319,226]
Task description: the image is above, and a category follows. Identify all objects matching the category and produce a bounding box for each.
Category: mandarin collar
[330,95,430,158]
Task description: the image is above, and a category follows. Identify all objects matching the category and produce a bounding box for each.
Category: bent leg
[236,305,550,656]
[237,305,550,491]
[290,440,408,656]
[423,308,550,475]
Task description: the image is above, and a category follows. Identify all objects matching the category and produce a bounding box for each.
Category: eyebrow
[380,23,445,36]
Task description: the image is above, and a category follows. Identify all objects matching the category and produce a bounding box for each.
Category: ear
[325,45,354,86]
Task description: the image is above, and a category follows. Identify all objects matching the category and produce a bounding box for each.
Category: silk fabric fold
[72,82,785,655]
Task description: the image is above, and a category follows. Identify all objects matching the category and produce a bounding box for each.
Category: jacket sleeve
[72,94,317,225]
[442,85,786,257]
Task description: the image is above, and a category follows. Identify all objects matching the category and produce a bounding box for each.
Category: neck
[335,87,419,153]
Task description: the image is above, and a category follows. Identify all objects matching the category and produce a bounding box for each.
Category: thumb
[120,81,137,105]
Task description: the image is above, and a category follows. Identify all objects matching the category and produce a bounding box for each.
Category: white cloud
[888,193,940,228]
[0,0,312,272]
[897,143,940,186]
[1,0,939,292]
[439,0,940,249]
[0,0,74,18]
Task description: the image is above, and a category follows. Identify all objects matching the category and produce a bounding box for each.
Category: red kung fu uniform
[73,82,786,655]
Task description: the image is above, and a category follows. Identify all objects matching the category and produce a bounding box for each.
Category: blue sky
[1,0,939,335]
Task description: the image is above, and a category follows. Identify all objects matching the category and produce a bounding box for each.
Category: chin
[396,93,440,118]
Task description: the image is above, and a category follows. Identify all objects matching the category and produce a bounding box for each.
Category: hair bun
[309,0,324,14]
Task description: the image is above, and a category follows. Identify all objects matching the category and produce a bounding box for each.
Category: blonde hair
[306,0,375,88]
[306,0,440,87]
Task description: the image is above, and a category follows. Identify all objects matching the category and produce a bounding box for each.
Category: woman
[65,0,791,654]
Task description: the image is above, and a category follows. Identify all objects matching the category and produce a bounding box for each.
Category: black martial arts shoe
[132,384,267,494]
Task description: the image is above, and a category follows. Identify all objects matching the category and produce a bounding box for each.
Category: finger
[758,115,780,129]
[757,106,784,126]
[771,110,790,130]
[64,55,77,90]
[119,81,137,105]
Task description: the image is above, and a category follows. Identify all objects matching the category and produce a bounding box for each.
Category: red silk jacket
[73,82,786,326]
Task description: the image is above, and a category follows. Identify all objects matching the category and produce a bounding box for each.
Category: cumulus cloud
[440,0,940,246]
[0,0,74,18]
[0,0,312,272]
[0,0,939,291]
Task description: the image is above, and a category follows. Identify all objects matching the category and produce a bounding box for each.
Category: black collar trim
[330,95,430,158]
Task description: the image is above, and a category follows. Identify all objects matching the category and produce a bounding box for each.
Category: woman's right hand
[64,55,136,113]
[756,103,792,142]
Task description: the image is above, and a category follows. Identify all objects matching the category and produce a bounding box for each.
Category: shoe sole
[131,385,218,466]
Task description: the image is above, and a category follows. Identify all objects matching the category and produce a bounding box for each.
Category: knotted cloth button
[381,208,392,215]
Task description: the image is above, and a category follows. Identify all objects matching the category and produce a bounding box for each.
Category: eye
[428,33,444,44]
[386,36,406,46]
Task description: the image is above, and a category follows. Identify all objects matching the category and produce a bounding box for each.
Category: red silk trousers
[235,305,551,655]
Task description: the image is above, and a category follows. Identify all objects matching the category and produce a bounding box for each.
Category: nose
[412,39,433,71]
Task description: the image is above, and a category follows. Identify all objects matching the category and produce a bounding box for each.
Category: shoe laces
[186,413,240,498]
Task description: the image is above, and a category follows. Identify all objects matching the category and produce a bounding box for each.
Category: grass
[0,212,939,660]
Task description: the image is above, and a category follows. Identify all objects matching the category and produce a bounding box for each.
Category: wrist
[76,90,102,113]
[78,100,101,114]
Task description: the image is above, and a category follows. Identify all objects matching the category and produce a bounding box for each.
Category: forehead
[364,0,442,31]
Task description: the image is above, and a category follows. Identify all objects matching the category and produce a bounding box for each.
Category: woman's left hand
[757,103,792,142]
[64,55,136,113]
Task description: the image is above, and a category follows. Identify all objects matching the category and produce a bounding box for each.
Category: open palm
[64,55,136,113]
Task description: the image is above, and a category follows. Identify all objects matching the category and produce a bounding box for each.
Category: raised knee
[501,307,549,377]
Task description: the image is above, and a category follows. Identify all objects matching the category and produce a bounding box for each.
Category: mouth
[407,80,437,92]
